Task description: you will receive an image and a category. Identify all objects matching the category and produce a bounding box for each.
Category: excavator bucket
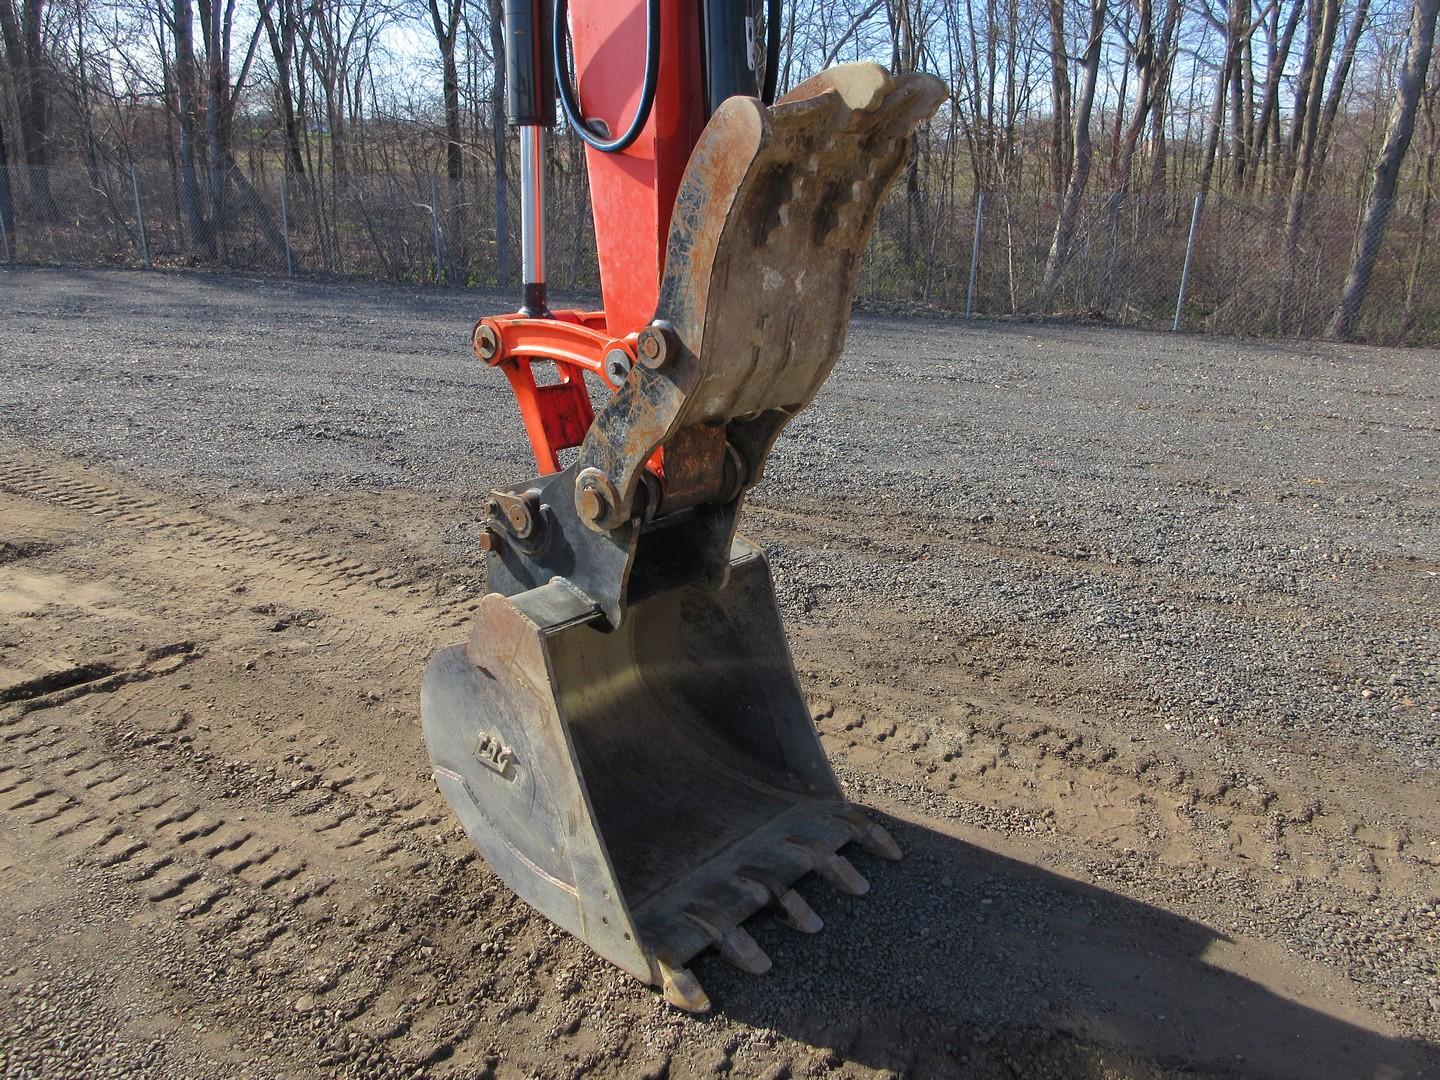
[422,63,945,1009]
[422,537,900,1011]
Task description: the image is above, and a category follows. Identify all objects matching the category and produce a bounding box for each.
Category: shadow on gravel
[700,811,1435,1080]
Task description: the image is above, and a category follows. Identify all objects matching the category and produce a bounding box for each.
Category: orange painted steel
[475,310,639,475]
[481,0,707,477]
[567,0,707,337]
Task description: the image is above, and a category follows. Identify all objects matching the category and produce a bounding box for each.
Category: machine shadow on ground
[699,811,1434,1080]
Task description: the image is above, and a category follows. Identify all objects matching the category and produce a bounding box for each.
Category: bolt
[574,468,621,532]
[637,323,675,370]
[478,528,501,554]
[504,502,531,533]
[604,349,632,385]
[474,322,501,362]
[576,485,605,523]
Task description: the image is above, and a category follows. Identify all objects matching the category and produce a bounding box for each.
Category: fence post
[279,172,294,277]
[0,201,10,265]
[1173,192,1203,331]
[130,166,150,269]
[965,192,984,319]
[430,176,443,284]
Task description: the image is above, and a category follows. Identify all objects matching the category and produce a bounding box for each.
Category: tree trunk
[173,0,211,252]
[1100,0,1177,304]
[428,0,463,184]
[261,0,305,175]
[1329,0,1440,338]
[1197,0,1248,200]
[1038,0,1106,306]
[1315,0,1371,171]
[202,0,225,243]
[1284,0,1339,248]
[0,0,54,212]
[1229,38,1247,189]
[1251,0,1303,190]
[1047,0,1072,194]
[0,108,14,237]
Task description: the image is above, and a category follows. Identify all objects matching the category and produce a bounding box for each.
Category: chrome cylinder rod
[519,124,548,315]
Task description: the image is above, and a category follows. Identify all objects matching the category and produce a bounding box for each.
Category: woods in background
[2,0,1439,343]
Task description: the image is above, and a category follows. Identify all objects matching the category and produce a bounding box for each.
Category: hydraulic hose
[762,0,781,105]
[553,0,660,154]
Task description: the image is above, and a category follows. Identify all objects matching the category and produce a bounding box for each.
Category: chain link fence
[856,186,1438,342]
[1,160,1433,344]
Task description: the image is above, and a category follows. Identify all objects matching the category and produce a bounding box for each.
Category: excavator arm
[421,0,943,1011]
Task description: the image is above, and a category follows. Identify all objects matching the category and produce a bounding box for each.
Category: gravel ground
[1,265,1437,1079]
[5,266,1434,763]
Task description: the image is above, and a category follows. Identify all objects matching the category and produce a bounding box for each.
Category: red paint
[483,0,709,475]
[568,0,708,337]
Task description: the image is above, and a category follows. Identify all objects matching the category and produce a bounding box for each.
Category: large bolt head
[604,349,633,385]
[576,485,605,522]
[474,322,501,362]
[574,467,622,532]
[637,323,675,370]
[504,502,530,532]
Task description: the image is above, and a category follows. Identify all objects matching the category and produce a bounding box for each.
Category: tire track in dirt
[2,452,1434,1072]
[0,462,617,1075]
[0,696,556,1075]
[748,494,1439,904]
[7,453,1435,934]
[0,462,419,597]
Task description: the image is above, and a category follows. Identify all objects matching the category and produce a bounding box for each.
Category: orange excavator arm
[422,0,945,1010]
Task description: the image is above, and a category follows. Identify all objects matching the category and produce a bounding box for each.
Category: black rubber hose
[762,0,782,105]
[553,0,660,154]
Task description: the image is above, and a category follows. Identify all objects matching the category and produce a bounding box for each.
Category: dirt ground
[0,267,1436,1080]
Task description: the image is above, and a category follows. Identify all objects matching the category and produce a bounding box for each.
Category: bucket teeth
[736,868,824,934]
[859,822,903,861]
[718,926,772,975]
[774,888,824,933]
[788,838,870,896]
[819,853,869,896]
[659,962,711,1013]
[683,907,772,976]
[830,808,904,861]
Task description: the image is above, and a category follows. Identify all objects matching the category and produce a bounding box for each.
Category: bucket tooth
[788,838,870,896]
[737,869,829,933]
[737,868,825,934]
[682,907,772,976]
[831,809,904,861]
[860,822,903,861]
[773,888,823,934]
[660,962,711,1013]
[718,926,772,976]
[818,853,869,896]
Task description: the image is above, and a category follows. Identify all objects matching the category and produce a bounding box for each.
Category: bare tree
[484,0,507,283]
[1284,0,1340,246]
[1038,0,1107,306]
[173,0,208,248]
[260,0,306,175]
[1329,0,1440,337]
[1047,0,1073,192]
[424,0,462,184]
[1248,0,1303,188]
[0,106,13,235]
[0,0,54,210]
